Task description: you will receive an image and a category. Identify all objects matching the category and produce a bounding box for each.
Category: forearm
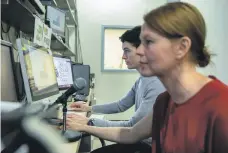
[81,125,138,144]
[92,102,127,114]
[92,87,136,114]
[92,118,133,127]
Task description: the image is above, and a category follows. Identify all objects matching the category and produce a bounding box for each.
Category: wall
[181,0,228,84]
[77,0,166,120]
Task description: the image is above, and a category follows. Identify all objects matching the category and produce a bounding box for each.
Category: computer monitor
[16,38,59,103]
[0,40,18,102]
[53,55,73,90]
[46,6,66,37]
[72,64,90,96]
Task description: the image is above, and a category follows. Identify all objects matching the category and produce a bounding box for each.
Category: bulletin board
[101,25,136,72]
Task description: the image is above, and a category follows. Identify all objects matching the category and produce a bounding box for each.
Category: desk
[57,90,94,153]
[59,111,87,153]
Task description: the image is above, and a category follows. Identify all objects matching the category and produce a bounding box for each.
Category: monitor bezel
[1,40,20,102]
[16,38,59,103]
[52,54,74,90]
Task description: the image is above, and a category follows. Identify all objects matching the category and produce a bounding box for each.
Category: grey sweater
[91,76,165,144]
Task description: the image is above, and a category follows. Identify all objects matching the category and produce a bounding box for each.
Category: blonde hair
[144,2,211,67]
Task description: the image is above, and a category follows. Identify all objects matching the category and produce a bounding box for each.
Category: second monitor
[53,56,73,90]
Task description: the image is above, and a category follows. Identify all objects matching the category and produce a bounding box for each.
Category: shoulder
[203,79,228,119]
[152,91,170,118]
[151,92,170,131]
[153,91,170,109]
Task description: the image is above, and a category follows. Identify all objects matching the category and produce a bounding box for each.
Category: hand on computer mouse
[69,102,92,112]
[67,114,89,125]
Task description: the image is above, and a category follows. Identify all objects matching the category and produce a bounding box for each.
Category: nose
[136,45,145,56]
[122,53,127,59]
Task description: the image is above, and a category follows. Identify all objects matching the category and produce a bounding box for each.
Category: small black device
[72,64,90,96]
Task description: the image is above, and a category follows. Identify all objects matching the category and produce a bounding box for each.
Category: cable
[1,22,11,33]
[1,32,4,40]
[7,32,17,50]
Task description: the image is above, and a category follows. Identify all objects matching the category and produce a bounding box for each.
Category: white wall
[181,0,228,84]
[77,0,167,120]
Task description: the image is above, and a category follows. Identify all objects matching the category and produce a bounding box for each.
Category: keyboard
[73,94,87,102]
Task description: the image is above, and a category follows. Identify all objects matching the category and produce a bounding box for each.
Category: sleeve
[91,78,140,114]
[213,103,228,152]
[92,78,166,127]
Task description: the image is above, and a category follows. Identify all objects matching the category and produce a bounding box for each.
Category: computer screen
[16,38,59,103]
[46,6,65,37]
[53,56,73,90]
[72,64,90,96]
[0,40,18,102]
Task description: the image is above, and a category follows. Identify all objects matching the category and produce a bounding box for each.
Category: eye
[142,39,153,48]
[145,40,154,45]
[123,49,131,54]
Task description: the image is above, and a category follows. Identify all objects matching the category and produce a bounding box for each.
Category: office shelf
[1,0,78,58]
[65,10,77,25]
[55,0,77,26]
[55,0,76,10]
[1,0,35,34]
[41,0,77,26]
[51,34,75,56]
[40,0,57,6]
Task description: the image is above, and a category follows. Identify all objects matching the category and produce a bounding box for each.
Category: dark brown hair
[119,26,141,48]
[144,2,211,67]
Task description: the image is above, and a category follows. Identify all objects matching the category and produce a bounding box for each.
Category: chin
[127,66,135,69]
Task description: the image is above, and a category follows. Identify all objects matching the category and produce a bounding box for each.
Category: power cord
[1,22,11,33]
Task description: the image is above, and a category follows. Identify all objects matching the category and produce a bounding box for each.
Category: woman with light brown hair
[64,2,228,153]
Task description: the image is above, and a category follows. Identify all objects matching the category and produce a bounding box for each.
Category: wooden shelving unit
[1,0,79,58]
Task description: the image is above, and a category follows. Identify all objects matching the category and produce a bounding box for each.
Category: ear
[175,36,191,60]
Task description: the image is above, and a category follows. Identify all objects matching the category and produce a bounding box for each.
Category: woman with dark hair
[64,2,228,153]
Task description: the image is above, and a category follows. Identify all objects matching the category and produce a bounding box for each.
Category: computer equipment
[45,6,66,38]
[74,94,87,102]
[16,38,59,103]
[0,40,18,102]
[53,55,73,90]
[72,64,90,96]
